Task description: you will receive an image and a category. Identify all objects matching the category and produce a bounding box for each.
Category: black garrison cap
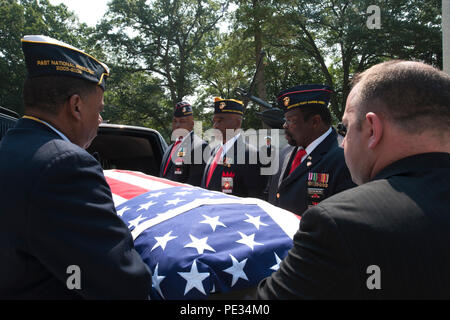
[174,101,193,117]
[213,97,244,115]
[277,84,333,113]
[21,35,110,90]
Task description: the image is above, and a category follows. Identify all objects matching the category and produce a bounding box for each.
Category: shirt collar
[222,131,241,154]
[23,115,70,142]
[304,127,332,156]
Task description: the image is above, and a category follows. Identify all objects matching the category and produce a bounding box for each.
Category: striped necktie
[162,138,182,176]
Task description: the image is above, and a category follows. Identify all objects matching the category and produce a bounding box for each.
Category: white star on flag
[200,215,226,231]
[137,200,157,211]
[165,198,185,206]
[178,260,210,295]
[151,230,178,252]
[152,263,166,299]
[244,214,268,230]
[128,214,147,229]
[223,254,249,286]
[184,234,216,254]
[116,206,130,217]
[146,191,165,198]
[270,252,283,271]
[236,232,263,250]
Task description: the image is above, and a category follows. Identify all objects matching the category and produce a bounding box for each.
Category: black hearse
[0,107,167,176]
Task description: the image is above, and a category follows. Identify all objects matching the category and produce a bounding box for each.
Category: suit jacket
[201,135,268,199]
[257,153,450,299]
[159,131,209,187]
[267,129,355,216]
[0,118,151,299]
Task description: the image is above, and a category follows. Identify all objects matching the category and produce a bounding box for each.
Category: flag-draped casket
[104,169,300,299]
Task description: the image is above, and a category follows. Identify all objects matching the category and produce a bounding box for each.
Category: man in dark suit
[160,101,208,186]
[257,60,450,299]
[267,84,355,216]
[259,135,276,167]
[0,35,151,299]
[201,97,267,198]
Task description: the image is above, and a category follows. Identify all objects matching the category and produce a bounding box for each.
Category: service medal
[175,157,184,166]
[221,171,235,193]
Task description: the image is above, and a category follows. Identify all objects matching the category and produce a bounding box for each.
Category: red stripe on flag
[105,176,151,200]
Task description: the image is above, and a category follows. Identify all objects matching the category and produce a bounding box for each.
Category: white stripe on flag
[111,193,128,206]
[104,170,175,191]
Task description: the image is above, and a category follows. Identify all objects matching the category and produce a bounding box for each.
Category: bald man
[257,60,450,299]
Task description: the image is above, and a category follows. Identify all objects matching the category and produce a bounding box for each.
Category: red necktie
[205,145,224,188]
[162,139,182,176]
[288,148,307,175]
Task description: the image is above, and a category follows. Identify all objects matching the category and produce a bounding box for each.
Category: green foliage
[102,66,173,139]
[98,0,229,102]
[265,0,442,120]
[0,0,443,130]
[0,0,95,114]
[95,0,231,138]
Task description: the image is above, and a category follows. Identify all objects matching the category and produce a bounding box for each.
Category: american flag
[104,169,300,300]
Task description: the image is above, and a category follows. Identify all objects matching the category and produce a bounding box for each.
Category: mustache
[285,130,296,145]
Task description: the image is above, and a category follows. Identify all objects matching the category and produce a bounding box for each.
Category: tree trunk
[252,0,269,128]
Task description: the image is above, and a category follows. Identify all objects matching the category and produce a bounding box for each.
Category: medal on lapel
[306,155,312,167]
[175,155,184,166]
[307,172,329,188]
[174,157,183,175]
[221,171,235,193]
[222,156,233,168]
[307,187,325,208]
[177,147,185,157]
[307,172,329,208]
[175,146,186,167]
[174,157,184,166]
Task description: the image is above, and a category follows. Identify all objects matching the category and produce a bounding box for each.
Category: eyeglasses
[284,118,297,127]
[337,122,347,136]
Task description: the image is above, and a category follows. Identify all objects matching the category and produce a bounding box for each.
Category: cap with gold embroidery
[174,101,193,117]
[21,35,110,90]
[213,97,244,115]
[277,84,333,113]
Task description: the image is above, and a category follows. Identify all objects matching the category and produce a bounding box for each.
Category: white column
[443,0,450,74]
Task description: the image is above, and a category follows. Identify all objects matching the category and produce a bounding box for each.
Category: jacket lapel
[279,130,339,189]
[278,146,296,188]
[203,141,222,186]
[160,143,173,175]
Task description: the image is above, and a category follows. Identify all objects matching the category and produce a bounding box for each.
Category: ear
[235,116,242,129]
[67,94,83,121]
[310,114,322,127]
[365,112,383,149]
